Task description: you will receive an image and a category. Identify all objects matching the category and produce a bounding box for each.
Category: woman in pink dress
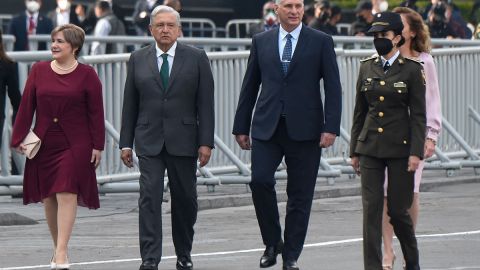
[11,24,105,269]
[381,7,442,270]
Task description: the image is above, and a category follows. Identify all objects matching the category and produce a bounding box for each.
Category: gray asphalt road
[1,182,479,270]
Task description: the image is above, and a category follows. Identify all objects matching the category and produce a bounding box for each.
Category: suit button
[379,96,385,101]
[380,81,385,86]
[378,127,384,133]
[378,112,384,117]
[53,117,58,123]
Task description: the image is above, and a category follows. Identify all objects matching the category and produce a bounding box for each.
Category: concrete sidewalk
[1,169,480,225]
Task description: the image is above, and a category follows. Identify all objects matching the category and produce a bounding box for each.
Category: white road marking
[2,230,479,270]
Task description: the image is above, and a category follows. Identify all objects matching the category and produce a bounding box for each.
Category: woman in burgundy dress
[11,24,105,269]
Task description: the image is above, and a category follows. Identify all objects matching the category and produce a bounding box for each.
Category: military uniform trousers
[360,155,420,270]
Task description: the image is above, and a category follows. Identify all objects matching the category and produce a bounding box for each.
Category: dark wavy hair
[0,29,13,63]
[393,7,432,53]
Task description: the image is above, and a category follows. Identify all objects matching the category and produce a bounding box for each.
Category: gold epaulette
[360,56,377,63]
[403,56,424,65]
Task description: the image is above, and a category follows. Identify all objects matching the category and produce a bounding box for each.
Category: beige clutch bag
[22,130,41,159]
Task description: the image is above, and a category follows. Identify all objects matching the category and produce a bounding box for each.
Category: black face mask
[373,37,393,56]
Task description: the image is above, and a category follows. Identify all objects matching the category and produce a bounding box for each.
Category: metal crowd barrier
[4,34,480,55]
[225,19,262,38]
[1,47,480,195]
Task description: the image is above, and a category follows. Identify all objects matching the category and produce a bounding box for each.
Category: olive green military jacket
[350,55,426,159]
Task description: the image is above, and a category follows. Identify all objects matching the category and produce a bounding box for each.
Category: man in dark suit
[119,5,214,270]
[232,0,342,269]
[8,0,53,51]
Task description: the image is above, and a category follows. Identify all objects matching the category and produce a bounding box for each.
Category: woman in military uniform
[382,7,443,270]
[350,12,426,270]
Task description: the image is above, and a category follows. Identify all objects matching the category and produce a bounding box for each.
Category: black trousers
[138,148,198,264]
[360,155,420,270]
[250,118,321,261]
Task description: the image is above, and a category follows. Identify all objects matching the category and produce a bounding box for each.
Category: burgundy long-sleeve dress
[11,61,105,209]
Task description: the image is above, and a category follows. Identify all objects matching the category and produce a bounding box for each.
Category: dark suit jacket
[0,59,21,144]
[47,5,81,27]
[232,25,342,141]
[8,12,53,51]
[350,55,426,159]
[119,43,215,157]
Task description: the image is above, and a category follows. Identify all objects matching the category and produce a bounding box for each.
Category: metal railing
[225,19,262,38]
[1,46,480,195]
[4,34,480,55]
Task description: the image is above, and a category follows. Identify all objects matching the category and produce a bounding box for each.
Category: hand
[121,149,134,168]
[91,149,102,169]
[235,134,251,150]
[198,146,212,167]
[14,143,27,154]
[319,132,336,148]
[424,139,435,159]
[351,156,360,175]
[407,155,421,172]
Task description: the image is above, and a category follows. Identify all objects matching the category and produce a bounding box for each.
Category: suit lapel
[385,56,403,78]
[270,28,284,76]
[168,43,186,91]
[147,45,165,91]
[286,25,309,76]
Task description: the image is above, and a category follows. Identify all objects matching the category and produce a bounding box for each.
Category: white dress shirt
[155,41,177,75]
[278,23,302,62]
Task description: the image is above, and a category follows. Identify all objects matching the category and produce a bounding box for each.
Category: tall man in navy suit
[232,0,342,269]
[8,0,53,51]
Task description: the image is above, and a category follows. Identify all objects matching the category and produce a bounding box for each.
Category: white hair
[275,0,304,4]
[150,5,181,26]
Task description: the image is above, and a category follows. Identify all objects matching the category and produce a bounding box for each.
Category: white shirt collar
[25,11,39,21]
[381,50,400,67]
[279,23,302,40]
[155,42,177,58]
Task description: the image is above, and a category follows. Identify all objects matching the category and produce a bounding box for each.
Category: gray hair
[150,5,181,26]
[275,0,304,4]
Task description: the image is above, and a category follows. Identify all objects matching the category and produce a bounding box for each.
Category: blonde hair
[51,24,85,59]
[393,7,432,53]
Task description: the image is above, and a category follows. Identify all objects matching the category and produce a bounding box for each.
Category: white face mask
[26,1,40,13]
[379,1,389,12]
[57,0,71,10]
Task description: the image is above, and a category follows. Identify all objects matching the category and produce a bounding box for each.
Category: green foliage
[306,0,476,22]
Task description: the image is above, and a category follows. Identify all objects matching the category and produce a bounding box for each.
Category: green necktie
[160,53,169,89]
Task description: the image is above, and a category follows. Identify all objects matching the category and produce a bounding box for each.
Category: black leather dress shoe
[283,260,299,270]
[139,259,157,270]
[260,241,283,268]
[176,257,193,270]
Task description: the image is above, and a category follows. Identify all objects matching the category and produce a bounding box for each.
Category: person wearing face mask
[350,11,426,270]
[248,1,279,37]
[350,0,374,36]
[8,0,53,51]
[47,0,82,28]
